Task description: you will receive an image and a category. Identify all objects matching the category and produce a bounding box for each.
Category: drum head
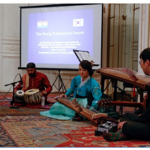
[25,89,39,95]
[16,90,24,97]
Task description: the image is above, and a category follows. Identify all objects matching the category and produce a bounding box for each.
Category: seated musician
[14,62,52,104]
[40,60,102,121]
[103,47,150,141]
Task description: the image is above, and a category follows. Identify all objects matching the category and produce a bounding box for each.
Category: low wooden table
[96,68,150,111]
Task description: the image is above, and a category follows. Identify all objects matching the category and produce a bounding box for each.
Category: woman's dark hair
[79,60,93,76]
[140,48,150,62]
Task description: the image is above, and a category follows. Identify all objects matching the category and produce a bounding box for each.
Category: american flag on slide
[73,19,84,27]
[37,21,48,28]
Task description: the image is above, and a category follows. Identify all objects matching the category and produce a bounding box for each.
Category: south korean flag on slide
[73,19,84,27]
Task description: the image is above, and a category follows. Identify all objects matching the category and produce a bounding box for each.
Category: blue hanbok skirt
[40,98,87,120]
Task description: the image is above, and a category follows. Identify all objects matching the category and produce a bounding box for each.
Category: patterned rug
[0,93,135,113]
[0,93,149,147]
[0,93,57,109]
[0,93,57,116]
[0,105,47,116]
[0,115,150,147]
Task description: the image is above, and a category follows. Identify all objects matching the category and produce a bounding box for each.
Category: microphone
[19,74,23,88]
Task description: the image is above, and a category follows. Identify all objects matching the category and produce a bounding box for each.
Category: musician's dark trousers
[120,113,150,140]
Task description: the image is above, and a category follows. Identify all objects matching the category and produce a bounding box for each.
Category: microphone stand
[5,81,20,109]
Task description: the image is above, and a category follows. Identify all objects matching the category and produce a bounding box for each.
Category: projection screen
[20,3,103,70]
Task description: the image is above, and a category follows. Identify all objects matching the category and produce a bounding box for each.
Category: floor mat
[0,115,149,147]
[0,105,47,116]
[0,93,135,113]
[0,94,57,109]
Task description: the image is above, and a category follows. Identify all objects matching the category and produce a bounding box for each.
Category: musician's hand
[138,113,142,116]
[117,121,127,129]
[77,106,82,112]
[42,90,47,95]
[59,94,67,98]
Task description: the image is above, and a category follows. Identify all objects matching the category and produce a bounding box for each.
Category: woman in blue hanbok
[40,60,102,120]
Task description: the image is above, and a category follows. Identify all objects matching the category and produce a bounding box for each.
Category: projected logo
[73,19,84,27]
[37,21,48,28]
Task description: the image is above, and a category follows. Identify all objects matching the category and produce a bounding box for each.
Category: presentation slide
[20,4,102,70]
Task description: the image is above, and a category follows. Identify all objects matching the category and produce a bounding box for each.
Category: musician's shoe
[103,130,128,142]
[72,116,84,121]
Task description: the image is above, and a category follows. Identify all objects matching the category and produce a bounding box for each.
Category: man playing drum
[14,62,52,105]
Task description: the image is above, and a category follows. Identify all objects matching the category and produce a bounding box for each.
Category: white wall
[138,4,149,75]
[0,4,55,92]
[0,4,24,92]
